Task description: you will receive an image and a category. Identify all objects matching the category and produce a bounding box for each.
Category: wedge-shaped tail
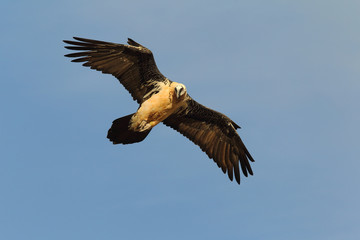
[107,114,151,144]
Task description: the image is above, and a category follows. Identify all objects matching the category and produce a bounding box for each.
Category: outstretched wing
[163,98,254,184]
[64,37,168,103]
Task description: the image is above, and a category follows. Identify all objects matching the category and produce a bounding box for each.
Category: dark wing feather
[64,37,167,103]
[163,99,254,184]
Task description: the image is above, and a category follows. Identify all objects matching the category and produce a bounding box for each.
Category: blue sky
[1,0,360,239]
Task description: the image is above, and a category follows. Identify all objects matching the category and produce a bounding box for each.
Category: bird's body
[64,37,255,184]
[130,81,188,132]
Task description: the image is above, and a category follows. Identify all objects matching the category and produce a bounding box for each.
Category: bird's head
[175,83,187,99]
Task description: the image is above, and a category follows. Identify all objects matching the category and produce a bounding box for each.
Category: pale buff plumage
[130,82,188,132]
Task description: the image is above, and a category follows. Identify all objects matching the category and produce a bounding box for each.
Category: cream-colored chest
[138,85,174,121]
[130,83,184,131]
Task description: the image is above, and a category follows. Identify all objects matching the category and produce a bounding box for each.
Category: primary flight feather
[64,37,255,184]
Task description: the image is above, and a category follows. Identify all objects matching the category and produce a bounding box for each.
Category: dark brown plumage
[64,37,166,103]
[64,37,255,184]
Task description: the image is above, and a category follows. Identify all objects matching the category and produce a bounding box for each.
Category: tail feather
[107,114,151,144]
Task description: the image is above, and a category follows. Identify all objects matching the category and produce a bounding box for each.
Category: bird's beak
[175,86,183,99]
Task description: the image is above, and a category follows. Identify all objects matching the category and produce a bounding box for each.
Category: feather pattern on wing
[64,37,168,103]
[163,99,254,184]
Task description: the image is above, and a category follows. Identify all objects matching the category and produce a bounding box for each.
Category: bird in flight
[64,37,255,184]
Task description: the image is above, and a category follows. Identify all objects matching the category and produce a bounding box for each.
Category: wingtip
[127,38,141,47]
[247,151,255,163]
[63,37,80,43]
[73,36,84,41]
[235,175,241,184]
[231,120,241,129]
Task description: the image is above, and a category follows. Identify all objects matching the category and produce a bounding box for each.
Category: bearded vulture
[64,37,255,184]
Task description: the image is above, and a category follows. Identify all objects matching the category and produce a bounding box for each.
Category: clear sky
[1,0,360,239]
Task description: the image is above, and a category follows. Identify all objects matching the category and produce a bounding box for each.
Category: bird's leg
[138,120,152,132]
